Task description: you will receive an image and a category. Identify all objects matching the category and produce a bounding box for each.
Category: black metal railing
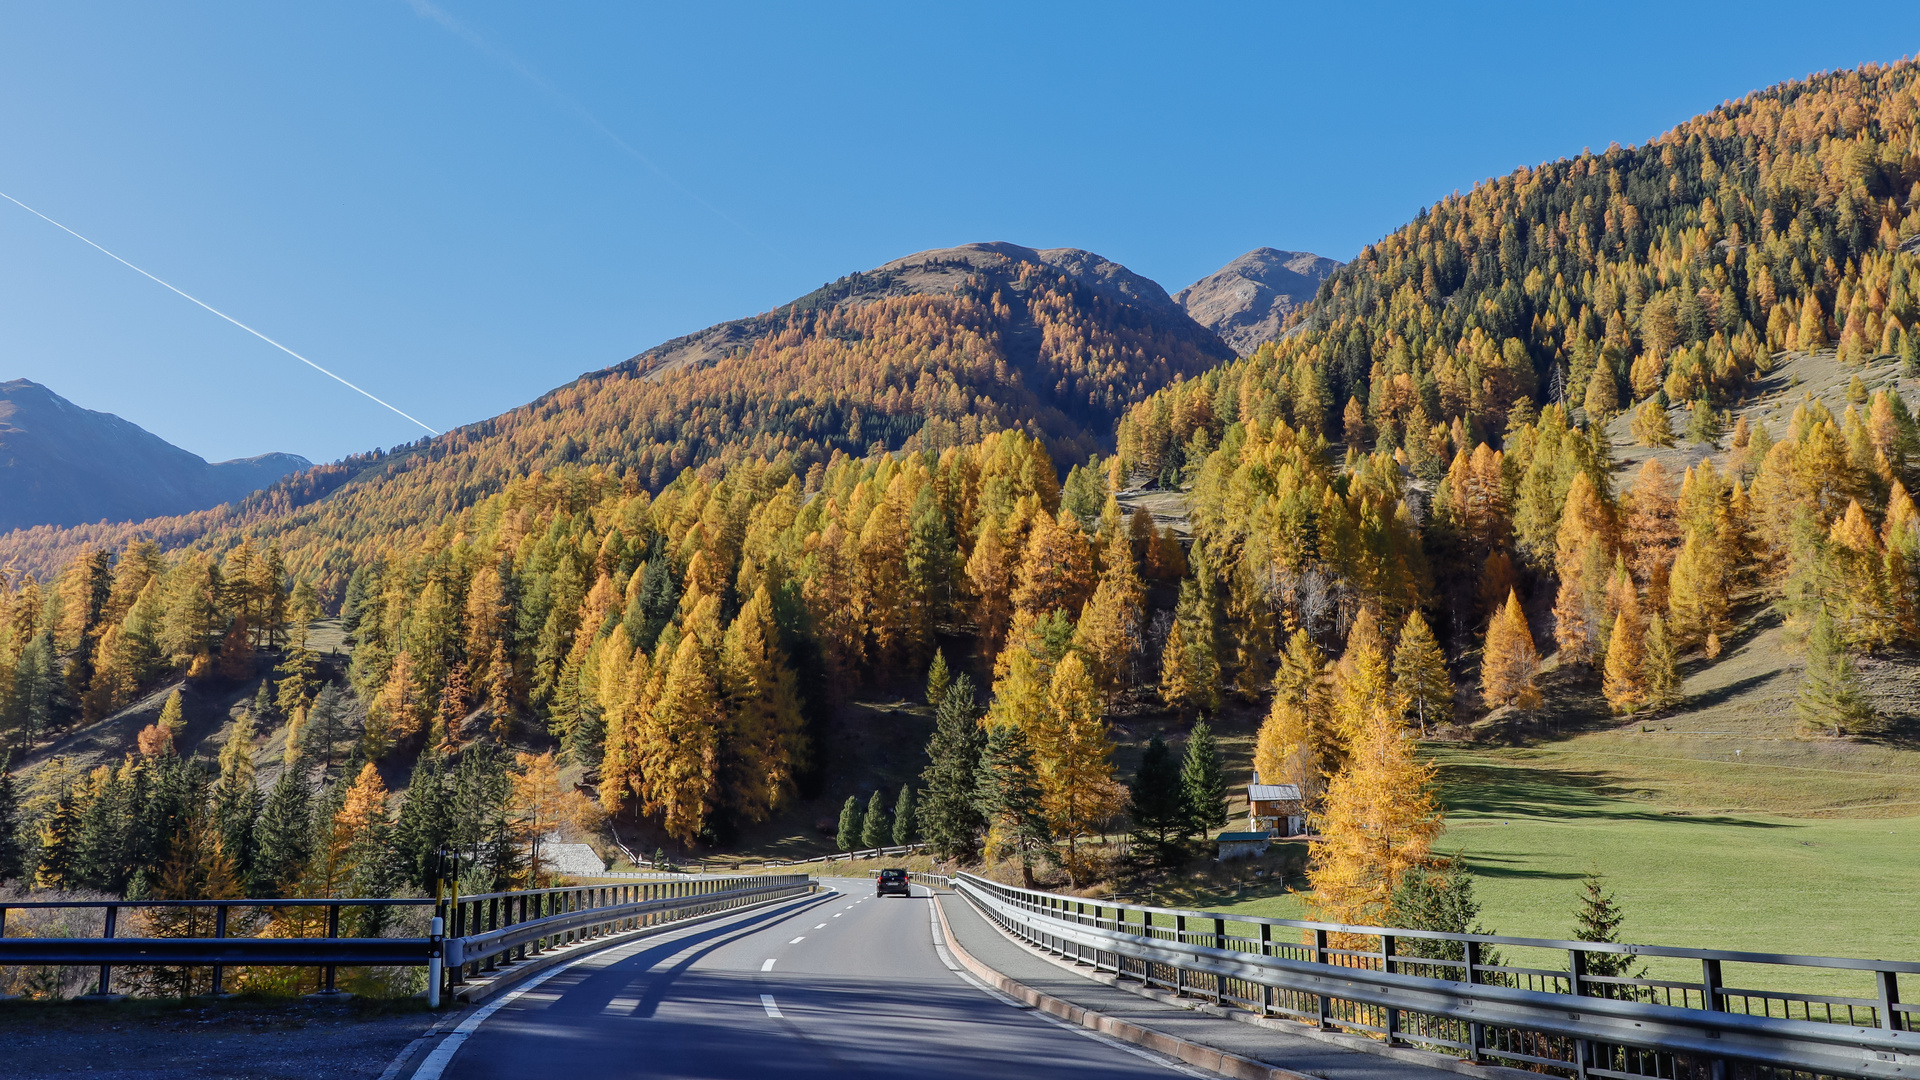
[955,873,1916,1080]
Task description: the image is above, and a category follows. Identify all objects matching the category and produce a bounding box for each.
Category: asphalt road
[426,877,1204,1079]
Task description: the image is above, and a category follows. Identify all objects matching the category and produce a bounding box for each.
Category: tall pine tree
[918,674,986,860]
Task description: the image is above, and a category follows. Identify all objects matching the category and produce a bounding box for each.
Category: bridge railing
[954,872,1917,1080]
[0,874,815,1004]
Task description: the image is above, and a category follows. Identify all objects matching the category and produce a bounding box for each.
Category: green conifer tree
[1571,869,1644,979]
[0,756,24,884]
[1794,608,1876,736]
[925,650,951,709]
[836,795,861,853]
[918,674,986,860]
[251,769,313,898]
[976,722,1052,887]
[1180,721,1229,835]
[892,785,916,847]
[1126,735,1191,863]
[860,790,891,851]
[1387,857,1502,974]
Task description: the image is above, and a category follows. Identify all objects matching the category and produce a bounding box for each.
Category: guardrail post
[1313,928,1330,1029]
[1569,949,1590,1079]
[452,899,468,982]
[1465,940,1485,1062]
[1259,923,1273,1015]
[98,904,117,998]
[323,903,341,994]
[1174,915,1187,996]
[211,904,229,997]
[1382,934,1398,1044]
[1701,957,1722,1011]
[1212,917,1226,1003]
[1878,970,1904,1031]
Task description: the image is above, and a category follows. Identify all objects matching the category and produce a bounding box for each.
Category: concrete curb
[938,890,1537,1080]
[449,886,826,1005]
[931,888,1313,1080]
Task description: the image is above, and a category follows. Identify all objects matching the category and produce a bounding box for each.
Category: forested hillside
[0,61,1917,924]
[0,243,1228,594]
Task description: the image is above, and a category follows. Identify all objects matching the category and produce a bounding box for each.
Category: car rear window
[881,870,906,880]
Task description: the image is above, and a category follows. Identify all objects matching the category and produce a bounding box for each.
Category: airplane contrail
[405,0,778,257]
[0,189,440,436]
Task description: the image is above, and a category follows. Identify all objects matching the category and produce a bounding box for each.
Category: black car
[875,868,911,897]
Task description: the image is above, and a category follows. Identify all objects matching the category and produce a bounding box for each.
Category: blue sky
[0,2,1916,463]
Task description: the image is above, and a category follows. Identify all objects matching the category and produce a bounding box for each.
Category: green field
[1178,742,1920,998]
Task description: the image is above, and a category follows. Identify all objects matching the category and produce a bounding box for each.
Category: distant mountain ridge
[0,379,310,532]
[622,241,1209,380]
[0,241,1233,589]
[1174,248,1341,354]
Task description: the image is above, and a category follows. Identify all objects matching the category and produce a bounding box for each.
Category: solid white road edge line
[921,892,1208,1079]
[761,993,783,1018]
[762,959,777,971]
[412,895,822,1080]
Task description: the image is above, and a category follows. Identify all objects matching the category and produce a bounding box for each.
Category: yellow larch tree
[1480,589,1541,710]
[718,584,808,825]
[1602,584,1648,713]
[1255,630,1327,804]
[1036,652,1123,884]
[638,633,719,845]
[1011,510,1095,625]
[1070,546,1145,703]
[1391,610,1452,736]
[1306,693,1442,927]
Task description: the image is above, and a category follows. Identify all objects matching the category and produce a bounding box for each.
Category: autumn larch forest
[0,61,1918,926]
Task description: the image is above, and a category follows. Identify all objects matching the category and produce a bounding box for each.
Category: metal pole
[324,904,340,994]
[1465,939,1485,1062]
[99,904,117,997]
[1314,927,1330,1029]
[211,904,229,997]
[428,916,444,1008]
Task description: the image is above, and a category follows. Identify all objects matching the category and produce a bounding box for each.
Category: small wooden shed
[1247,781,1304,837]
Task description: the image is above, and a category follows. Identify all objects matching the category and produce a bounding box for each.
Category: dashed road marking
[832,913,843,918]
[760,993,783,1018]
[761,958,776,972]
[814,923,827,929]
[789,936,806,944]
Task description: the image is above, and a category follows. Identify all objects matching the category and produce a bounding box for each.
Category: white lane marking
[814,923,827,929]
[832,913,843,918]
[923,897,1206,1078]
[761,958,776,971]
[761,993,783,1018]
[413,892,821,1080]
[789,936,805,944]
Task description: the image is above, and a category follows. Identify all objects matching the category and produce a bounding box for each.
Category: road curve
[424,878,1202,1079]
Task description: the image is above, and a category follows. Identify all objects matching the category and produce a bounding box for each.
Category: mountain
[0,379,310,532]
[1174,248,1340,355]
[0,242,1230,589]
[626,241,1212,378]
[1173,248,1340,355]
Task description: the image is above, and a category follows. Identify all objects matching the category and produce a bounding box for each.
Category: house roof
[1248,784,1301,801]
[1217,832,1273,842]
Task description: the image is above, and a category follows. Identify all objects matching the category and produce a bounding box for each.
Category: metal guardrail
[764,842,927,867]
[954,873,1916,1080]
[0,875,815,1004]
